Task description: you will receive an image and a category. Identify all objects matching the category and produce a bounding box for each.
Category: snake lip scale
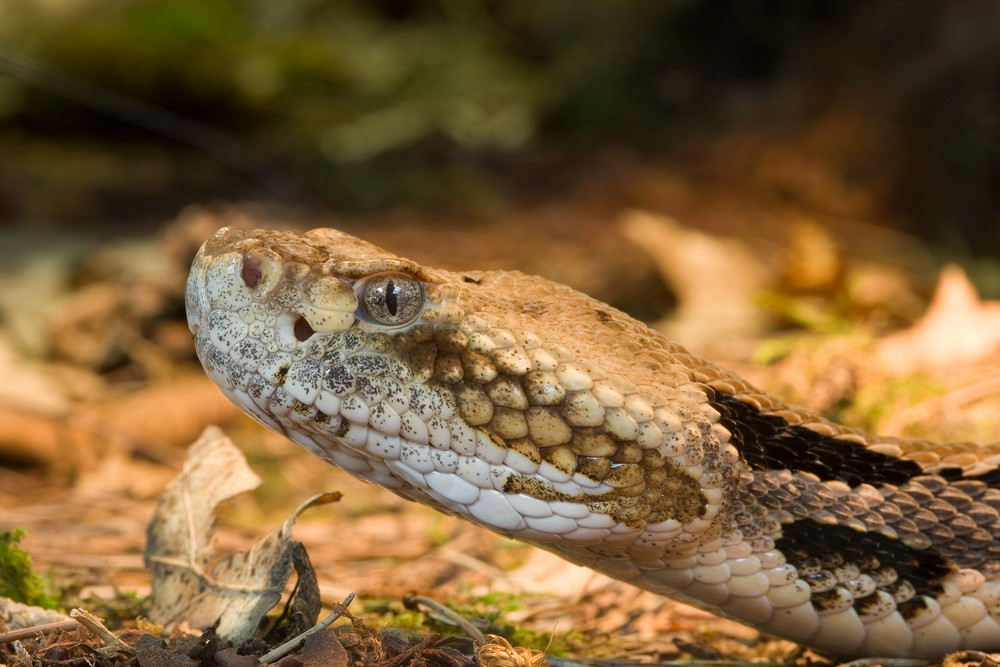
[186,226,1000,659]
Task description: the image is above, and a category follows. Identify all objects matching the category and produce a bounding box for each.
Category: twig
[69,608,135,655]
[0,620,78,645]
[406,595,485,641]
[841,659,927,667]
[258,592,356,664]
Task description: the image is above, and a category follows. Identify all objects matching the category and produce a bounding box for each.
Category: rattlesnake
[186,226,1000,659]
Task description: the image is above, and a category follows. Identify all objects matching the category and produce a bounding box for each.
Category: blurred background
[1,1,1000,659]
[1,0,999,259]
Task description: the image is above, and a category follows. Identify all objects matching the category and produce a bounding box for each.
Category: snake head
[187,226,740,568]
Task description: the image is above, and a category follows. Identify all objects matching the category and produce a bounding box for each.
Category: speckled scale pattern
[187,227,1000,659]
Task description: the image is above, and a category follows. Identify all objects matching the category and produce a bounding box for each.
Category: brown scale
[896,595,932,621]
[861,512,886,530]
[943,516,979,538]
[853,592,895,618]
[804,570,838,592]
[540,445,576,475]
[811,587,852,611]
[969,501,1000,525]
[872,567,898,587]
[878,502,904,523]
[885,578,916,603]
[940,487,974,512]
[775,518,954,603]
[407,317,720,529]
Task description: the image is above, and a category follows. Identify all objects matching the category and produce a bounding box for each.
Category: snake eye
[360,273,424,326]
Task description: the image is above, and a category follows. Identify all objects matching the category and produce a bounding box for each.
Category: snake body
[186,226,1000,658]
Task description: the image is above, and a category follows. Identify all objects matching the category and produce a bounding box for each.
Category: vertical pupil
[384,280,398,316]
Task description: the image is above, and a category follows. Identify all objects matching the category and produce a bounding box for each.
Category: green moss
[754,290,853,336]
[359,594,583,656]
[0,528,58,609]
[844,374,944,435]
[79,589,146,629]
[429,595,582,656]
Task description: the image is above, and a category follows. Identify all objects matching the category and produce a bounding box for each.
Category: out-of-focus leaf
[879,265,1000,374]
[619,210,770,350]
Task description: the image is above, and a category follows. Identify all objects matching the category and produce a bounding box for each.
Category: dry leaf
[214,647,264,667]
[618,210,770,351]
[144,426,336,644]
[272,629,349,667]
[879,265,1000,374]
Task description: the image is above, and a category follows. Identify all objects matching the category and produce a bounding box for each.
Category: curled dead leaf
[144,426,339,644]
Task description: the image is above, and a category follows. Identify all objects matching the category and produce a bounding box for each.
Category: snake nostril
[294,315,316,342]
[242,252,262,289]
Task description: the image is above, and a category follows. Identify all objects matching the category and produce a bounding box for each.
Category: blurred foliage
[0,528,58,609]
[0,0,698,150]
[0,0,999,255]
[0,0,692,214]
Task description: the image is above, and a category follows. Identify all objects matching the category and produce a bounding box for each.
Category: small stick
[258,592,356,664]
[406,595,484,641]
[0,620,78,645]
[69,609,134,655]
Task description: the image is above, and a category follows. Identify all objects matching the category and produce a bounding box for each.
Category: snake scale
[186,226,1000,659]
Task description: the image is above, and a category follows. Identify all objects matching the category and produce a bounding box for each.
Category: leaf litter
[4,426,547,667]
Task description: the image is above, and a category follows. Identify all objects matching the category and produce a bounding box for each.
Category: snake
[185,226,1000,659]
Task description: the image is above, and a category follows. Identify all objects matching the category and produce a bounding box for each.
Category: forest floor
[2,155,999,667]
